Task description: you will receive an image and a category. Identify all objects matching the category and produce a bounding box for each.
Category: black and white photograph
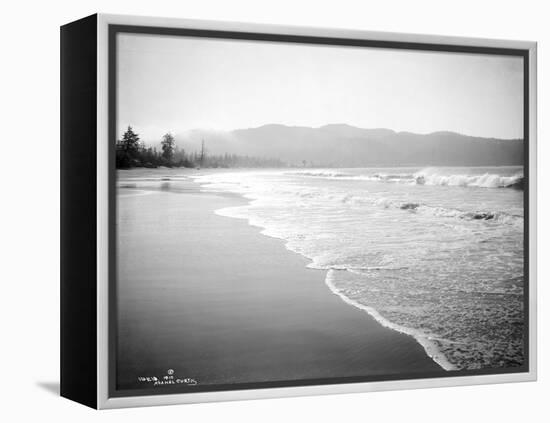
[112,28,528,395]
[4,0,549,419]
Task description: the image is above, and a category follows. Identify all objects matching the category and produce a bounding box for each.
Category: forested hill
[178,124,523,167]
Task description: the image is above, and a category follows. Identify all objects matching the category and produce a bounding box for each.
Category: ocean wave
[419,205,523,225]
[197,174,523,228]
[342,195,523,227]
[289,170,411,183]
[290,168,524,189]
[193,170,524,370]
[414,168,524,189]
[289,170,351,178]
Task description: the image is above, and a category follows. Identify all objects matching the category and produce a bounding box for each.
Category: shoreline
[324,271,456,371]
[191,167,524,371]
[116,169,445,390]
[213,201,453,371]
[196,176,452,371]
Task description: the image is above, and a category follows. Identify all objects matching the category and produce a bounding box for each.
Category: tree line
[115,126,286,169]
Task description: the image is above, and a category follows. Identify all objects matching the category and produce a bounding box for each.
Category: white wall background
[0,0,547,421]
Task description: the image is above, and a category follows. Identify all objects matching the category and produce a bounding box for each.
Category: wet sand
[116,170,444,392]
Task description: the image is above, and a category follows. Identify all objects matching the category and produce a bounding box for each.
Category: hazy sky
[117,33,523,142]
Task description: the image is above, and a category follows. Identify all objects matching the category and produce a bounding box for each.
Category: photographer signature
[137,369,198,387]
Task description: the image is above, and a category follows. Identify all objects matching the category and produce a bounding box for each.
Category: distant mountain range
[174,124,523,167]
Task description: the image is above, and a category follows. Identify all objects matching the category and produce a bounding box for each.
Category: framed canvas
[60,13,537,409]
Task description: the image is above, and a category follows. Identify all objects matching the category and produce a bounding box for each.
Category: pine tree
[120,126,140,156]
[161,133,176,165]
[116,126,141,168]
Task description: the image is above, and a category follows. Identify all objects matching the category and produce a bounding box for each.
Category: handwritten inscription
[137,369,198,387]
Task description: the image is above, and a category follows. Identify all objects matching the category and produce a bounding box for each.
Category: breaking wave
[290,168,524,189]
[414,168,524,189]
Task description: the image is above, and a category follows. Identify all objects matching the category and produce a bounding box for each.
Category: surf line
[325,269,458,371]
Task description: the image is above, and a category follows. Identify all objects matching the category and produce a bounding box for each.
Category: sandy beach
[116,169,444,392]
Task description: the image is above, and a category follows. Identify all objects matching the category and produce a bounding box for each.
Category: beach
[194,167,525,370]
[116,169,443,391]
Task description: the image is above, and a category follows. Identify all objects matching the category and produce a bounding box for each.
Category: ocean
[193,166,525,371]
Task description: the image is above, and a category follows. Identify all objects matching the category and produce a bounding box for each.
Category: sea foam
[192,168,525,370]
[325,270,457,371]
